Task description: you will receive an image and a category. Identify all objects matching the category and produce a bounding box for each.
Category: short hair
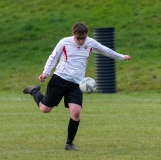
[72,22,88,35]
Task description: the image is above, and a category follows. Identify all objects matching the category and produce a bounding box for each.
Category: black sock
[66,118,80,144]
[31,90,44,107]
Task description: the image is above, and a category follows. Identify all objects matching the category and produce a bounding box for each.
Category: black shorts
[41,74,83,108]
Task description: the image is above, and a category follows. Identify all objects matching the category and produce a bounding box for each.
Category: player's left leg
[64,83,82,150]
[65,103,81,151]
[69,103,81,121]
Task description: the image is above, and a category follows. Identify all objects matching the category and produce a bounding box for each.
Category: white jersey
[43,36,124,84]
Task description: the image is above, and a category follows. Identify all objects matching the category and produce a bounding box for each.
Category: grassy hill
[1,0,161,93]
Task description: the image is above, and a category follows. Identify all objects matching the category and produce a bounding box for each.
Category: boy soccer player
[23,22,131,150]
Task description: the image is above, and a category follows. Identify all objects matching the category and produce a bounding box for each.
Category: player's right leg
[39,102,52,113]
[23,84,52,113]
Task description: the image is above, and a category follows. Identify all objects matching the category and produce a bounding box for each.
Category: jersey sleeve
[43,39,64,76]
[92,39,125,60]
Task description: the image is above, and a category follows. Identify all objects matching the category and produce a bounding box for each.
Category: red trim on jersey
[86,47,92,64]
[63,46,68,61]
[60,46,68,76]
[90,47,92,53]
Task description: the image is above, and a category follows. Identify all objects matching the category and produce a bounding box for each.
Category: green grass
[1,0,161,92]
[1,92,161,160]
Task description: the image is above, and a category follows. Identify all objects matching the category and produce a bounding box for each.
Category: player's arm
[39,73,48,82]
[38,40,63,82]
[124,55,131,60]
[92,39,131,60]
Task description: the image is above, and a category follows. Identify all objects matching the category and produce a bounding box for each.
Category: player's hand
[124,55,131,60]
[38,73,47,82]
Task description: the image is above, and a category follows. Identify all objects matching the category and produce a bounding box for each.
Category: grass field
[1,91,161,160]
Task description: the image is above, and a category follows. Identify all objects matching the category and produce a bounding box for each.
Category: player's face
[74,34,87,46]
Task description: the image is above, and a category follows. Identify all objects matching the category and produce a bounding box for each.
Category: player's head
[72,22,88,45]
